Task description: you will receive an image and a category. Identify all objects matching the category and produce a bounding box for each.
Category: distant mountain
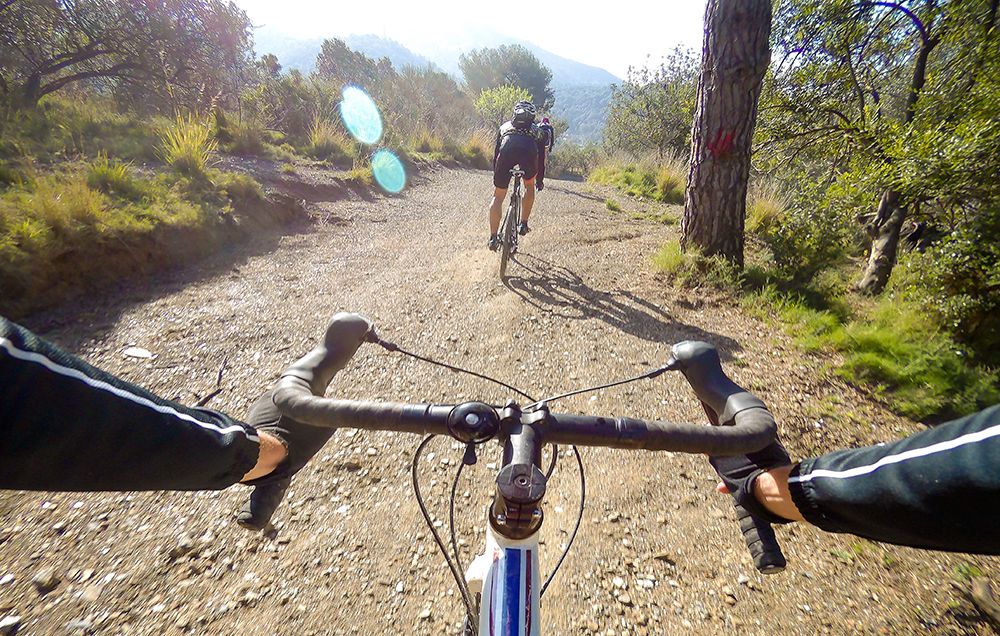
[345,34,435,71]
[254,27,434,73]
[551,84,613,144]
[252,27,618,143]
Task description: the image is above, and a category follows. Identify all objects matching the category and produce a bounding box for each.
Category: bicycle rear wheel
[498,194,519,279]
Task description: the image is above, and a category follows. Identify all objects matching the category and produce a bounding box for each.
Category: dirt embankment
[1,167,997,635]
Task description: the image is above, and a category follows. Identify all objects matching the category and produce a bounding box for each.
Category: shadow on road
[546,184,603,202]
[503,253,741,357]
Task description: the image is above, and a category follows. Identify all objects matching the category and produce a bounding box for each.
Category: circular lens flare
[371,149,406,194]
[339,86,383,145]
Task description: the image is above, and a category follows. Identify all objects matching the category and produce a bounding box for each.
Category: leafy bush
[605,198,622,212]
[755,199,852,284]
[893,208,1000,362]
[158,115,217,176]
[546,142,601,179]
[474,85,532,127]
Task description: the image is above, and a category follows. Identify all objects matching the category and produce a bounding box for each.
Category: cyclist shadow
[503,253,741,356]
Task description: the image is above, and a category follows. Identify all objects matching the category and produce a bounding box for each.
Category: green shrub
[306,118,354,162]
[343,165,373,185]
[216,172,263,206]
[461,129,493,169]
[158,115,217,176]
[1,96,159,162]
[893,208,1000,362]
[747,181,788,236]
[86,153,144,200]
[547,142,601,179]
[589,158,686,203]
[605,198,622,212]
[226,121,269,157]
[741,283,1000,420]
[653,240,742,288]
[0,162,27,189]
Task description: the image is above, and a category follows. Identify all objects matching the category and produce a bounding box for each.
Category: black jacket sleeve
[789,404,1000,555]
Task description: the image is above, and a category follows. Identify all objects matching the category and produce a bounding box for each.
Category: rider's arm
[738,405,1000,555]
[493,129,501,170]
[0,315,272,491]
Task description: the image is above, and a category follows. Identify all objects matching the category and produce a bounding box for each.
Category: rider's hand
[710,440,797,524]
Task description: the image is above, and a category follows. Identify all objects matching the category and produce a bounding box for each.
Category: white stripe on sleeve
[789,423,1000,484]
[1,336,259,442]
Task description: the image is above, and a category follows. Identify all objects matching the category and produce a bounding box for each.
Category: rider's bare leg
[489,187,507,235]
[521,182,536,223]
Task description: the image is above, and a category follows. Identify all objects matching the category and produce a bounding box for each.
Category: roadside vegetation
[1,1,548,316]
[586,0,1000,423]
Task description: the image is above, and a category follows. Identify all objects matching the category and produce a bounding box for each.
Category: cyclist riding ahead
[487,100,550,251]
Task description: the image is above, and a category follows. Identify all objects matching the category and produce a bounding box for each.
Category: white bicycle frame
[466,525,542,636]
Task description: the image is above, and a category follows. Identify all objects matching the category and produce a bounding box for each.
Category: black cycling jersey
[492,120,549,189]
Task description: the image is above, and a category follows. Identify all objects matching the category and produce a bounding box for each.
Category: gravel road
[1,166,996,635]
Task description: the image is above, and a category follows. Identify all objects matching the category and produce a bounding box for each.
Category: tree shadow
[545,184,604,202]
[502,253,741,358]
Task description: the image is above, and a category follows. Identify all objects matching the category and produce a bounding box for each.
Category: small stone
[0,616,21,636]
[0,575,12,586]
[395,582,404,594]
[737,574,750,586]
[418,608,431,620]
[170,535,196,559]
[65,619,92,634]
[366,448,378,456]
[52,522,67,534]
[612,577,626,589]
[32,567,60,595]
[617,593,633,606]
[82,585,101,602]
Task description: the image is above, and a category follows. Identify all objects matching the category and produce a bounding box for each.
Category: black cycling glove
[243,312,373,486]
[710,438,795,525]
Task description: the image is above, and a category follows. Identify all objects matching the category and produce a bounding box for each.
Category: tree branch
[37,62,143,97]
[858,1,930,43]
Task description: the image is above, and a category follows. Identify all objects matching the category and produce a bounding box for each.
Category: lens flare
[371,149,406,194]
[339,86,383,145]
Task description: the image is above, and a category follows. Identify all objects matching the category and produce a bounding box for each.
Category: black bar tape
[736,503,786,574]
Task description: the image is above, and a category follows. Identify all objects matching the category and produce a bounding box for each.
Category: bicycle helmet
[512,100,536,124]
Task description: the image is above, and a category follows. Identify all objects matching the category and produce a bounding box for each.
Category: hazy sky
[232,0,708,78]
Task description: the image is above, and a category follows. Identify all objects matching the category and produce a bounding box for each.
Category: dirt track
[1,165,997,635]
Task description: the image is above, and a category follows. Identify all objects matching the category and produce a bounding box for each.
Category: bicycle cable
[524,364,673,411]
[540,444,585,599]
[381,336,650,615]
[369,335,536,402]
[412,435,478,627]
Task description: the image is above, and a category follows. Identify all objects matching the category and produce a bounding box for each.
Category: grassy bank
[652,239,1000,421]
[588,155,686,204]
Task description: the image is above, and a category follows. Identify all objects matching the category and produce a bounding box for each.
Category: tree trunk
[681,0,772,268]
[857,12,939,294]
[857,189,905,294]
